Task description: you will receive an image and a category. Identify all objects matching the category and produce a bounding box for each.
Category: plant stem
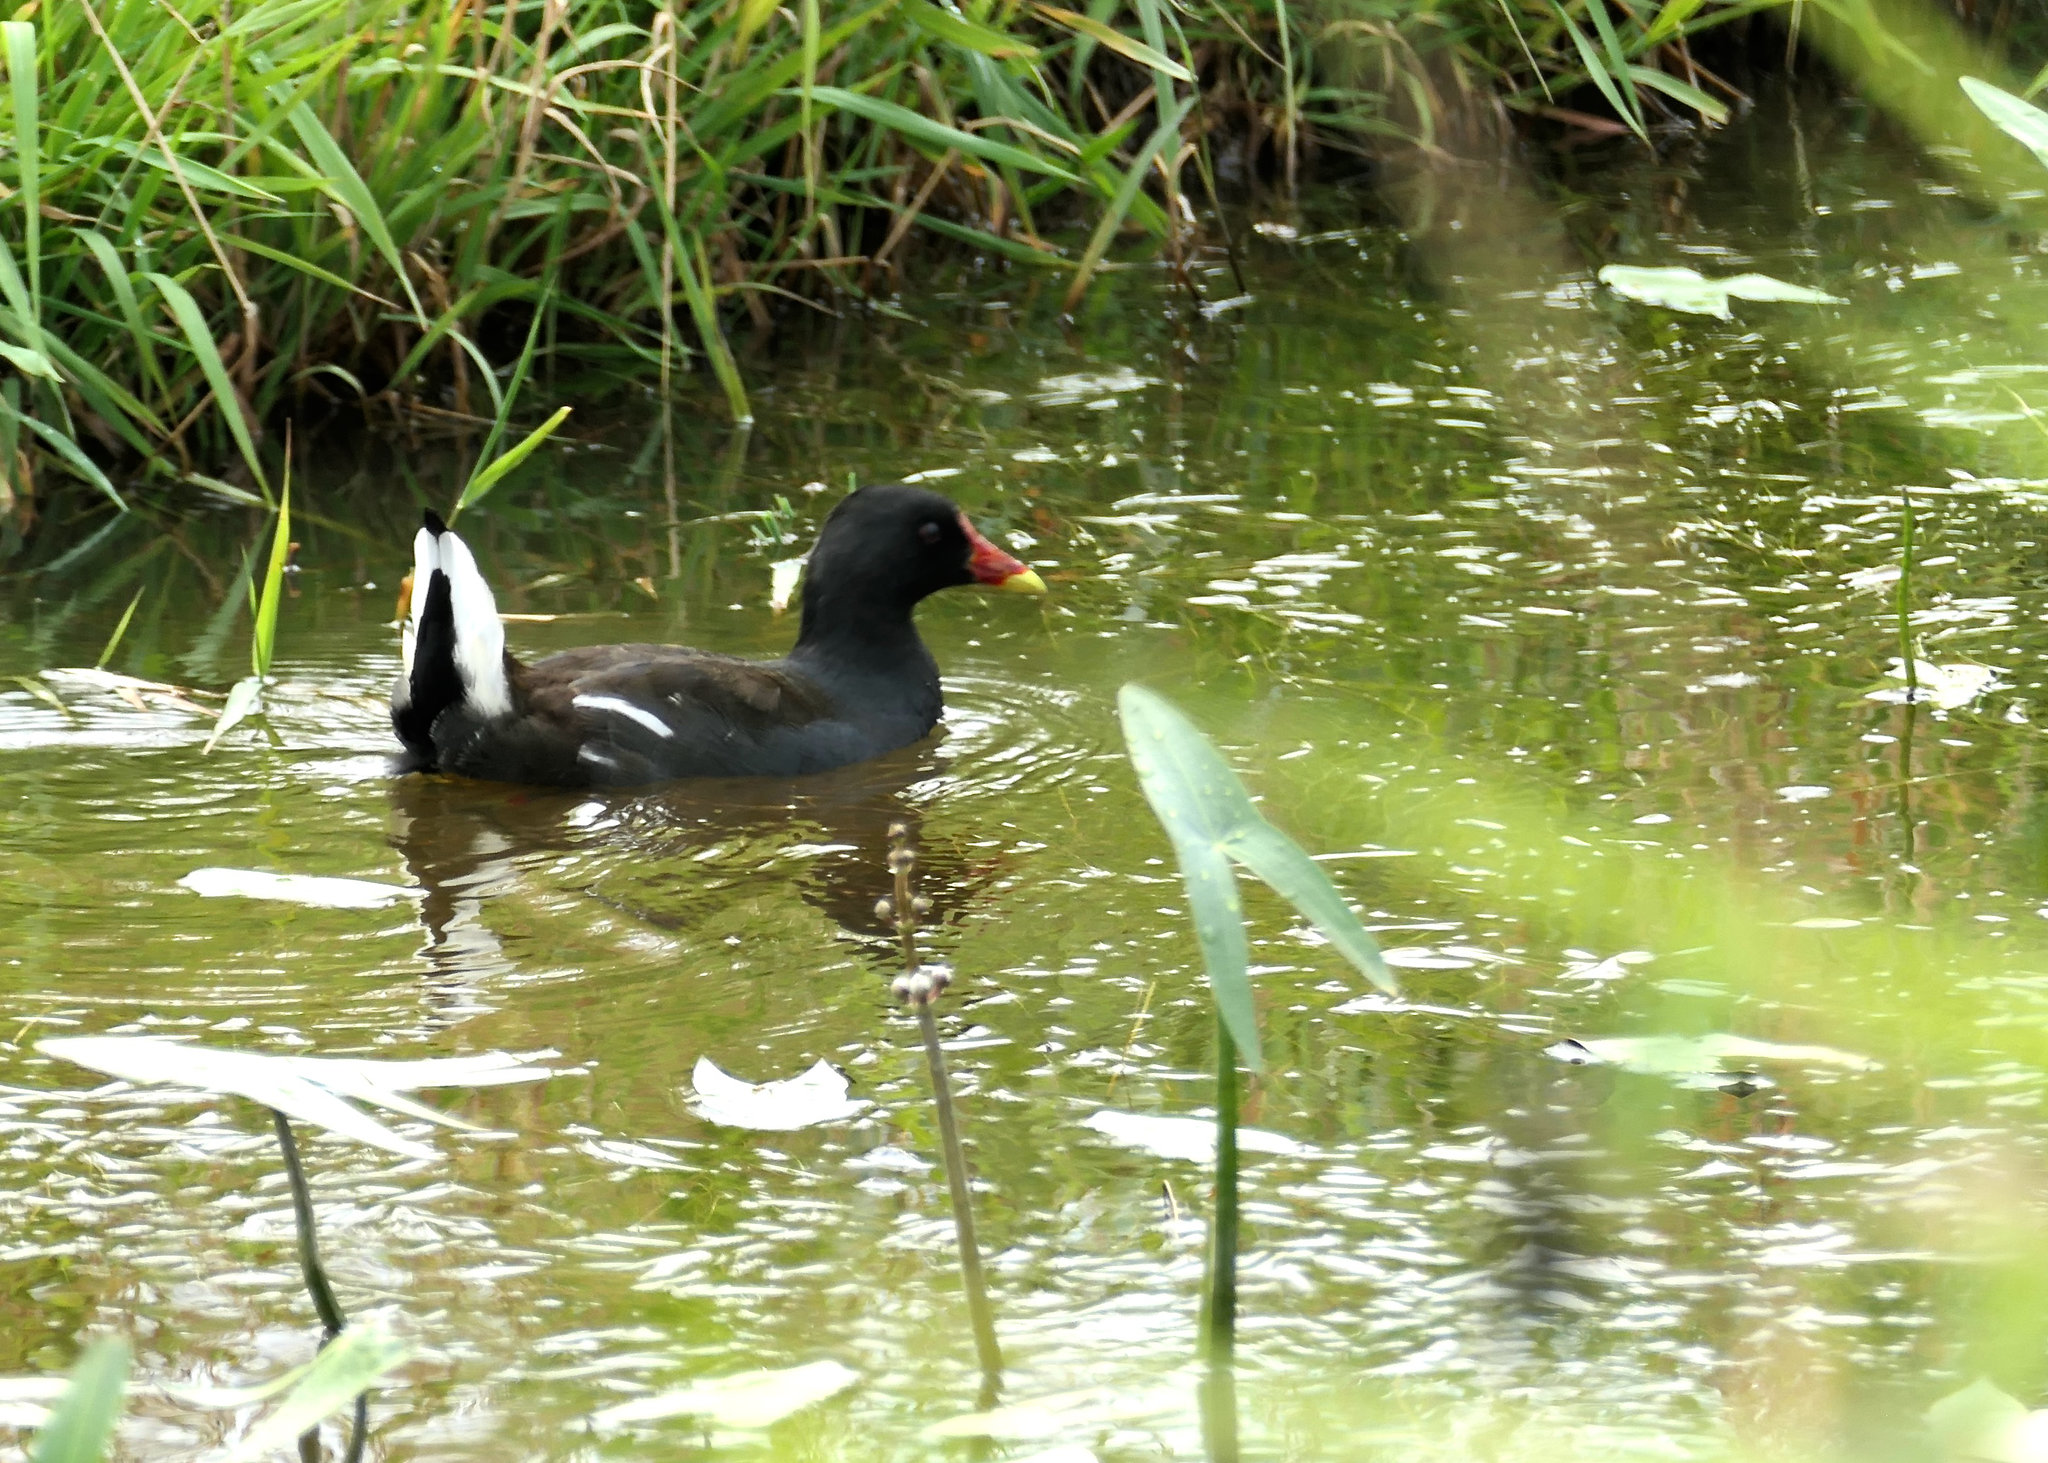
[1897,484,1917,701]
[272,1109,346,1338]
[916,1002,1003,1381]
[271,1109,370,1463]
[1198,1018,1240,1462]
[1201,1017,1239,1366]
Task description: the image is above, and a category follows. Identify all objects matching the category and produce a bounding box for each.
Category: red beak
[961,513,1048,595]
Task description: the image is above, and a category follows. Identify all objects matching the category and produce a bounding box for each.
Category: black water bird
[391,484,1046,787]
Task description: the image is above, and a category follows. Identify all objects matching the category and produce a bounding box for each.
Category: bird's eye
[918,521,942,545]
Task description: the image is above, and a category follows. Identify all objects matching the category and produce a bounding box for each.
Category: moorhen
[391,484,1046,787]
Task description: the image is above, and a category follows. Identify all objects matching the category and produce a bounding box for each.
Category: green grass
[0,0,1834,526]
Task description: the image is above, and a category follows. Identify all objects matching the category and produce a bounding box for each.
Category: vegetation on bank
[0,0,1829,537]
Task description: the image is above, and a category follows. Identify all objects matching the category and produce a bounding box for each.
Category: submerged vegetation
[7,0,2018,535]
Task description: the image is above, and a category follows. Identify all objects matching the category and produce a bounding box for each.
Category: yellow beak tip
[999,567,1049,596]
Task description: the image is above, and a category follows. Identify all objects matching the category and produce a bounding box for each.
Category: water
[8,90,2048,1459]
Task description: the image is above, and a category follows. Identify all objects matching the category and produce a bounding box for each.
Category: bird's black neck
[790,589,940,716]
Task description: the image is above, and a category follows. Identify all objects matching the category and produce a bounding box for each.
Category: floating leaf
[922,1383,1186,1441]
[177,868,419,910]
[1598,264,1841,320]
[40,1036,555,1160]
[208,1324,412,1463]
[1546,1032,1875,1090]
[1080,1108,1309,1164]
[592,1360,858,1430]
[688,1056,865,1131]
[1866,659,2005,710]
[25,1339,127,1463]
[1963,76,2048,173]
[769,557,806,613]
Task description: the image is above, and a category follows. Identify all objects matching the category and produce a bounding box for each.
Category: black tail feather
[395,566,460,765]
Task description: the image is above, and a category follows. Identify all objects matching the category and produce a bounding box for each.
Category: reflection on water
[12,92,2048,1458]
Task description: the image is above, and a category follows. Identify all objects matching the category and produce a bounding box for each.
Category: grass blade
[145,271,269,498]
[803,86,1080,182]
[28,1337,128,1463]
[1551,1,1647,140]
[1033,5,1192,80]
[1064,95,1194,311]
[455,405,572,514]
[281,99,426,322]
[2,22,39,323]
[251,477,290,679]
[95,587,145,670]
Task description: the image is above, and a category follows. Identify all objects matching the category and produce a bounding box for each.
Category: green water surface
[9,92,2048,1461]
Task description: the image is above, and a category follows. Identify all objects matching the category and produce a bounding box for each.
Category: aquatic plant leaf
[1598,264,1841,319]
[688,1056,866,1131]
[1924,1377,2048,1463]
[1119,685,1401,1070]
[209,1323,411,1463]
[1081,1108,1309,1163]
[592,1360,857,1429]
[40,1036,554,1159]
[177,867,419,909]
[26,1338,127,1463]
[1963,77,2048,172]
[1221,821,1397,995]
[202,676,263,754]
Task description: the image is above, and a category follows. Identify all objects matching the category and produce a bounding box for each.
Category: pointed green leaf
[144,271,268,495]
[281,101,425,322]
[901,0,1039,58]
[1963,75,2048,170]
[250,479,290,679]
[0,343,60,381]
[28,1338,127,1463]
[202,675,262,754]
[803,86,1079,182]
[1118,684,1259,1067]
[3,22,39,322]
[1220,821,1396,996]
[1033,5,1191,79]
[213,1324,412,1463]
[455,405,571,514]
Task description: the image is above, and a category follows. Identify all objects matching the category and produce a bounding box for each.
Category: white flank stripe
[438,531,511,719]
[578,745,622,769]
[573,693,675,739]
